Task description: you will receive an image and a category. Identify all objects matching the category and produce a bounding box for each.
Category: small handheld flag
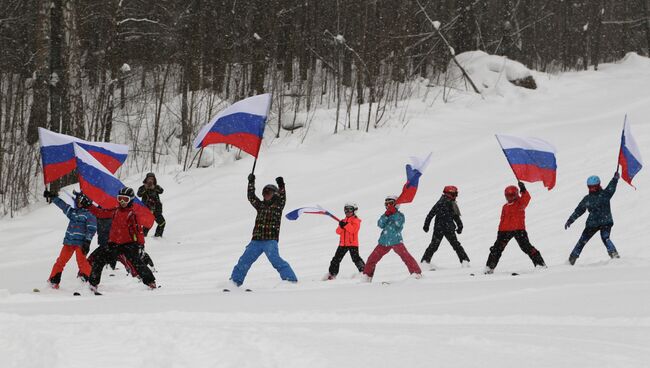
[39,128,129,185]
[193,94,272,158]
[73,144,155,228]
[285,206,340,222]
[395,152,432,205]
[618,115,643,187]
[495,134,557,190]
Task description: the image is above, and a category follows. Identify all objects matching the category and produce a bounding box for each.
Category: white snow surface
[2,56,650,367]
[449,50,535,95]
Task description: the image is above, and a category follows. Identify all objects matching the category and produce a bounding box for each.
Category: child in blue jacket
[44,190,97,288]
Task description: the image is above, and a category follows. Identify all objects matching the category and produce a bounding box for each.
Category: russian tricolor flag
[39,128,128,184]
[496,134,557,190]
[193,94,271,158]
[396,153,432,205]
[285,206,339,222]
[618,116,643,187]
[73,144,155,228]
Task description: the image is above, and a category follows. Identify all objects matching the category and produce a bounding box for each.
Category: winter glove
[248,173,255,183]
[456,227,463,235]
[564,220,572,230]
[423,225,429,233]
[518,181,527,193]
[614,171,620,180]
[43,190,58,199]
[339,221,347,229]
[275,176,285,188]
[82,240,91,255]
[384,204,397,217]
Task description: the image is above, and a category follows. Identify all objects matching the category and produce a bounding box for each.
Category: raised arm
[88,205,116,219]
[247,174,262,210]
[52,196,72,218]
[604,174,619,199]
[276,177,286,210]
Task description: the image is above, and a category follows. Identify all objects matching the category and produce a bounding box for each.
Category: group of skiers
[45,173,165,292]
[44,168,624,291]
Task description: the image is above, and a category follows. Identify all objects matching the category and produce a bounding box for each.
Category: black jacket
[424,195,463,233]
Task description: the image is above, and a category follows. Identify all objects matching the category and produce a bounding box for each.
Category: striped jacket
[53,197,97,247]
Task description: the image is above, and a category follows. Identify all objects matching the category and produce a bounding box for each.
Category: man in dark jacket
[421,186,470,268]
[565,173,620,265]
[229,174,297,287]
[137,172,165,237]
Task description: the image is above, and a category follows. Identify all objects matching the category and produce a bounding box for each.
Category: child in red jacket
[484,182,546,274]
[324,203,365,280]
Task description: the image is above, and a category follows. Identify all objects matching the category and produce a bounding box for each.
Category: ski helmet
[443,186,458,198]
[587,175,601,186]
[117,187,135,204]
[262,184,279,196]
[73,190,92,208]
[344,202,358,214]
[504,185,519,202]
[385,195,400,209]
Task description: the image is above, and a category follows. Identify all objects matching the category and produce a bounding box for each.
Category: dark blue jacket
[53,197,97,247]
[568,177,618,228]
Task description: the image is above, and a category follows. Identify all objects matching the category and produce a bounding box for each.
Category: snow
[432,20,441,30]
[2,55,650,367]
[448,50,535,96]
[120,63,131,73]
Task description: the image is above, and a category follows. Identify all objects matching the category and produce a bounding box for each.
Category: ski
[470,272,520,277]
[73,292,81,296]
[223,288,252,292]
[33,288,40,293]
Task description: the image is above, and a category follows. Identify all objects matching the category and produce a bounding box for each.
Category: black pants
[328,246,365,276]
[89,243,155,287]
[421,229,470,263]
[144,209,165,237]
[486,230,545,270]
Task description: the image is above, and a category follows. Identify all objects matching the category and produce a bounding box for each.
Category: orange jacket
[336,216,361,247]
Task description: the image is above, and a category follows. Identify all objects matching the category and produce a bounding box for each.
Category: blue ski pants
[230,240,297,286]
[571,226,617,258]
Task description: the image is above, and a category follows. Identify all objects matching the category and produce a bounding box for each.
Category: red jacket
[336,216,361,247]
[89,205,145,245]
[498,191,531,232]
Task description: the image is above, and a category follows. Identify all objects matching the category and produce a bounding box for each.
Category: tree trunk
[27,0,51,145]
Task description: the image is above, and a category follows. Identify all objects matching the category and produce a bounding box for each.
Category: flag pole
[251,157,258,175]
[616,115,627,174]
[495,135,520,183]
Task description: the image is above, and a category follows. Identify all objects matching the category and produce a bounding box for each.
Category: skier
[324,203,365,280]
[43,190,97,289]
[421,186,470,269]
[229,174,298,288]
[87,187,157,291]
[484,182,546,274]
[137,172,165,237]
[361,196,422,282]
[564,173,620,265]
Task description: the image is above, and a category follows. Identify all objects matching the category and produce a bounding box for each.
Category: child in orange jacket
[324,203,365,280]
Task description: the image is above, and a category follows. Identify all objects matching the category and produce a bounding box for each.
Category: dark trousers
[570,226,617,258]
[328,246,365,276]
[421,229,470,263]
[89,243,155,287]
[144,209,165,237]
[486,230,545,270]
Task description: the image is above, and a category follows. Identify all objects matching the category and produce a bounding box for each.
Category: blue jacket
[568,177,618,228]
[53,197,97,247]
[377,211,405,246]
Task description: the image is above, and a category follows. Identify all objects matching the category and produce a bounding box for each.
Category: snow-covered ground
[2,54,650,367]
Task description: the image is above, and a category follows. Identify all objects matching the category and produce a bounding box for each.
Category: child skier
[484,182,546,274]
[362,196,422,281]
[87,187,157,291]
[324,203,365,280]
[44,190,97,288]
[137,172,165,237]
[564,173,620,265]
[421,186,470,269]
[229,174,298,288]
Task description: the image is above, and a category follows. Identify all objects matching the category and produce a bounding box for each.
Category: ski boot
[609,251,620,259]
[568,255,578,265]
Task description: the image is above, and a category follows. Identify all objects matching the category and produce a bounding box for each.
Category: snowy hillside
[1,54,650,368]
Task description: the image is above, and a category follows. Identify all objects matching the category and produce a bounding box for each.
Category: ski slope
[2,54,650,367]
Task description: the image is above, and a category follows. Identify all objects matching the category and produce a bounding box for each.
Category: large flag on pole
[395,153,433,205]
[39,128,129,184]
[193,94,272,157]
[495,134,557,190]
[285,206,340,222]
[73,144,154,228]
[618,115,643,187]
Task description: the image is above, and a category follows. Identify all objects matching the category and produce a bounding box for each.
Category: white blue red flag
[395,153,432,205]
[495,134,557,190]
[193,94,271,158]
[618,115,643,187]
[73,144,154,228]
[285,206,340,222]
[39,127,128,185]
